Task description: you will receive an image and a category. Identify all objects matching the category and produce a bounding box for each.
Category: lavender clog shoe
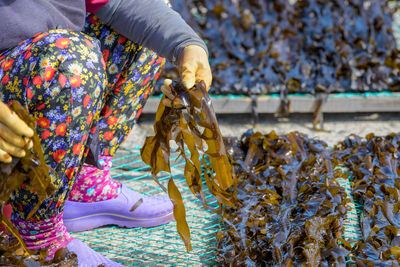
[63,185,174,232]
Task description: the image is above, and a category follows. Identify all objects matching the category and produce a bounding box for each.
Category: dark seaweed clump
[160,0,400,96]
[218,130,349,266]
[219,131,400,265]
[335,133,400,265]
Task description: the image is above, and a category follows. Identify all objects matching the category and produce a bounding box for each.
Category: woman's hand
[0,101,33,163]
[177,45,212,90]
[161,45,212,108]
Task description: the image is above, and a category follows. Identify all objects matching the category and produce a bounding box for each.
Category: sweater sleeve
[94,0,208,63]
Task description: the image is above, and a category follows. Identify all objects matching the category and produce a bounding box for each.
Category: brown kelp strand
[141,81,237,251]
[160,0,400,96]
[218,130,348,266]
[0,101,77,266]
[334,133,400,265]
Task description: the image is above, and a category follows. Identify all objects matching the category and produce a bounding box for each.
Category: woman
[0,0,212,265]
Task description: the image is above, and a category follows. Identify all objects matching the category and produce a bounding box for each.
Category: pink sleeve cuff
[85,0,111,13]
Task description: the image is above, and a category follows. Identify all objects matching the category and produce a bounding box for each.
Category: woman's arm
[93,0,208,64]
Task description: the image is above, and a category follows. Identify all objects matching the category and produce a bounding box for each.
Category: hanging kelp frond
[141,81,237,251]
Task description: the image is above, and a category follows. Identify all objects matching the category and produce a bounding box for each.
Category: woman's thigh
[0,29,107,220]
[83,15,166,157]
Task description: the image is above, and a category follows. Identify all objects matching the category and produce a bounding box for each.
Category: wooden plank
[142,95,400,114]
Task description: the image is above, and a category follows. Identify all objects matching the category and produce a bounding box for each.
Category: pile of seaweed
[143,79,400,264]
[0,102,77,266]
[219,130,400,265]
[218,130,349,265]
[334,133,400,265]
[161,0,400,96]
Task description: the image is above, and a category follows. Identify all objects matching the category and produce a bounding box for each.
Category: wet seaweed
[141,81,237,251]
[218,130,349,266]
[163,0,400,96]
[158,0,400,128]
[219,130,400,265]
[334,133,400,265]
[0,101,77,266]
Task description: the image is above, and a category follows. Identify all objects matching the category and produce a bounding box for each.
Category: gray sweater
[95,0,207,63]
[0,0,207,63]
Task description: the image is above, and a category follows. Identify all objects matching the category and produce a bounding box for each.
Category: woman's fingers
[0,101,34,138]
[195,66,212,90]
[177,45,212,90]
[160,79,175,100]
[0,101,34,162]
[180,61,196,90]
[0,136,26,158]
[0,122,31,149]
[161,79,185,108]
[24,137,33,149]
[0,148,12,163]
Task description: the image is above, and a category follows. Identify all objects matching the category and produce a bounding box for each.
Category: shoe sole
[64,212,174,232]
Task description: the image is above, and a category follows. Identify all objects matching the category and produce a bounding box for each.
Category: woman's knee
[33,30,104,74]
[23,30,107,103]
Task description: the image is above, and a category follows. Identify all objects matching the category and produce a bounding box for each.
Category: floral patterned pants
[0,15,165,221]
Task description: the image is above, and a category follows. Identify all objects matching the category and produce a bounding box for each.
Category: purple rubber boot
[64,184,174,232]
[66,238,123,267]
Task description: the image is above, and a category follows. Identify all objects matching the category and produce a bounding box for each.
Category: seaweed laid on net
[218,130,349,266]
[140,81,237,251]
[162,0,400,96]
[334,133,400,265]
[0,101,77,266]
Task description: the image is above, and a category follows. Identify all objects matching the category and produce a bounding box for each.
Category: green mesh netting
[336,168,363,265]
[336,167,362,244]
